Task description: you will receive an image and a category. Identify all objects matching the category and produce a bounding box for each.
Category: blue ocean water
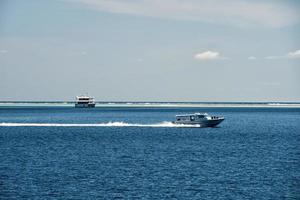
[0,106,299,199]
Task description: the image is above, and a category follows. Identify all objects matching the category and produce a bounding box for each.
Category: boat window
[198,115,204,118]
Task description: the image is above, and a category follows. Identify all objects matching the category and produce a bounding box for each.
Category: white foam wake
[0,122,200,128]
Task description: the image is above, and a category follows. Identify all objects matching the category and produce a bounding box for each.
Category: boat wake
[0,122,201,128]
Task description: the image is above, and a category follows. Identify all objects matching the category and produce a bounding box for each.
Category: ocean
[0,106,299,199]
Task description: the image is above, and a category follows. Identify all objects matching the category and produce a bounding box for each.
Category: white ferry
[173,113,224,127]
[75,95,96,108]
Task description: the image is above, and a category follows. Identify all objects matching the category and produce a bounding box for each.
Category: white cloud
[194,51,225,61]
[136,58,144,62]
[265,50,300,60]
[248,56,257,60]
[287,50,300,58]
[68,0,300,28]
[265,56,276,60]
[0,50,8,54]
[81,51,87,55]
[259,82,281,86]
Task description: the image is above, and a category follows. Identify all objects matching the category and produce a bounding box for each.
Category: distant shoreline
[1,101,300,108]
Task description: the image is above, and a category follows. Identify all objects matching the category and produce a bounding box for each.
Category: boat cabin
[175,113,208,122]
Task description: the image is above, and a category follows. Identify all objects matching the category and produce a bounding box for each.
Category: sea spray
[0,122,201,128]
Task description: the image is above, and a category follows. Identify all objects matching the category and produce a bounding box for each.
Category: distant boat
[173,113,224,127]
[75,95,96,108]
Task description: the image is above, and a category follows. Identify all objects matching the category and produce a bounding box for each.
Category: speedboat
[173,113,224,127]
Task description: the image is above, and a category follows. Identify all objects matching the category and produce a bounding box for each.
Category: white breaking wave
[0,122,200,128]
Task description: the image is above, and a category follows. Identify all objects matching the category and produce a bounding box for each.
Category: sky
[0,0,300,102]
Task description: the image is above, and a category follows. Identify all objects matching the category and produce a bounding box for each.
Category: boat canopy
[175,113,208,117]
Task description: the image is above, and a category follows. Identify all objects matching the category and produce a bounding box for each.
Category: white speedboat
[173,113,224,127]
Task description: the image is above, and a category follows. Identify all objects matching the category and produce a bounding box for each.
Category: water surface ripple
[0,107,299,199]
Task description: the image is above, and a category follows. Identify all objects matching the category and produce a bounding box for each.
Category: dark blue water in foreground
[0,107,299,199]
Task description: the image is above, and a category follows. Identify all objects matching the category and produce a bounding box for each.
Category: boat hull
[75,103,96,108]
[173,118,224,127]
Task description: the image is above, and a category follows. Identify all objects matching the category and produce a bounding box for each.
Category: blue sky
[0,0,299,101]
